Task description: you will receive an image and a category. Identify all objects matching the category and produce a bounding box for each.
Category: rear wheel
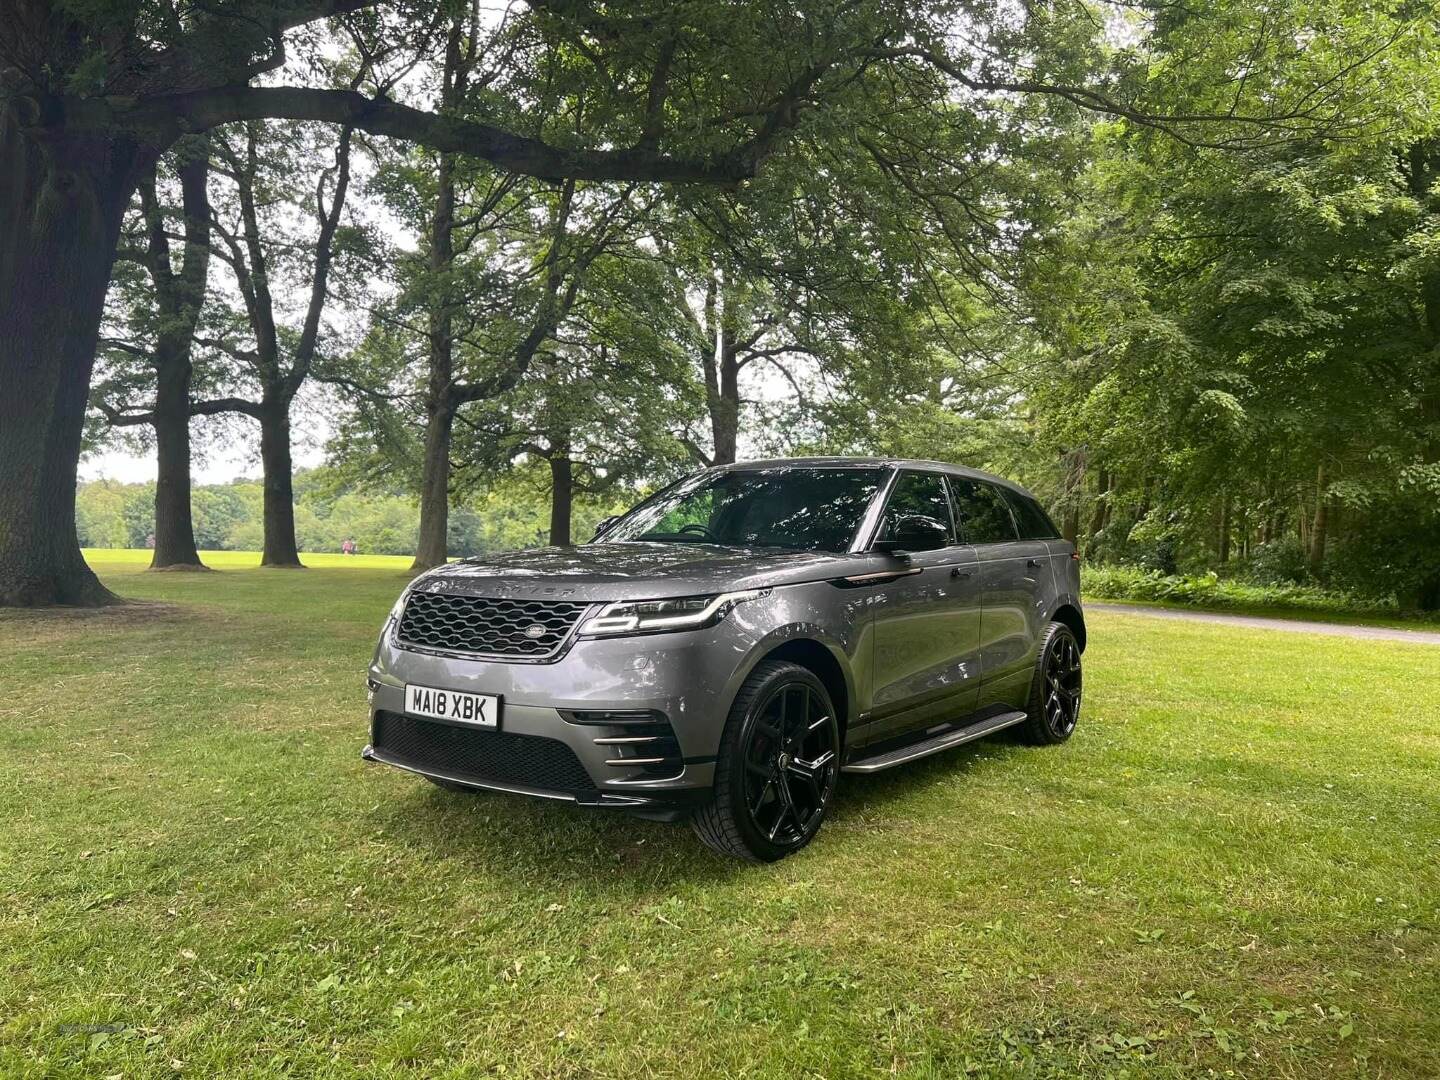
[1021,622,1083,745]
[692,661,840,862]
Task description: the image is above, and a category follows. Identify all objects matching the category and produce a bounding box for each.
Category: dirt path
[1088,602,1440,645]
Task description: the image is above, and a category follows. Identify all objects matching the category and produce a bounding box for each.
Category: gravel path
[1088,601,1440,645]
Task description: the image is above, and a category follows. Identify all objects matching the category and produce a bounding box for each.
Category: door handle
[950,567,972,579]
[1026,558,1042,569]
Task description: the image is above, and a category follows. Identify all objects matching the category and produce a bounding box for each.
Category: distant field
[1,554,1436,1077]
[83,548,418,571]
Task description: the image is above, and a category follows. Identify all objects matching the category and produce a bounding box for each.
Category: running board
[841,711,1028,774]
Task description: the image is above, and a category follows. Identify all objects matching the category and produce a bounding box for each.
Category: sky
[80,438,327,486]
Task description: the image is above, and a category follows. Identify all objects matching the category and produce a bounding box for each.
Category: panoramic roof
[718,456,1027,493]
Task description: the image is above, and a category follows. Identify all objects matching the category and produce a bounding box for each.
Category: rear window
[949,478,1018,544]
[1001,488,1062,540]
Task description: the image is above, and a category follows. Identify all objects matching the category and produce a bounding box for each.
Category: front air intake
[372,711,596,794]
[563,710,683,782]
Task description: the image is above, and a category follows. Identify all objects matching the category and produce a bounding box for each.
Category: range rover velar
[364,458,1085,861]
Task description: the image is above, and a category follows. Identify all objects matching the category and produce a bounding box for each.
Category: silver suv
[364,458,1085,861]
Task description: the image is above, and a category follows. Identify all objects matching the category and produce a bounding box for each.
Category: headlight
[578,589,770,638]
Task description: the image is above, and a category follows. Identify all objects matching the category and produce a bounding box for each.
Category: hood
[413,542,868,601]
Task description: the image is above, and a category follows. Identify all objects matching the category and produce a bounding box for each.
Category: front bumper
[359,742,702,819]
[362,620,740,808]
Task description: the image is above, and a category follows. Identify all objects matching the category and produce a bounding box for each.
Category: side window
[878,472,956,551]
[1001,488,1061,540]
[950,478,1019,545]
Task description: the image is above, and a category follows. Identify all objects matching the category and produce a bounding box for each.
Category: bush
[1321,501,1440,611]
[1081,564,1397,616]
[1237,538,1309,586]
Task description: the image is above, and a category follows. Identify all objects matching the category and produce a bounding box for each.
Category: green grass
[84,547,418,571]
[2,552,1437,1078]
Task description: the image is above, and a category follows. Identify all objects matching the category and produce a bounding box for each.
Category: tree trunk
[1307,464,1328,579]
[0,108,148,605]
[1218,493,1232,564]
[549,455,574,547]
[149,145,210,570]
[412,396,456,570]
[698,272,742,466]
[708,328,740,466]
[1087,468,1110,545]
[259,399,302,567]
[150,380,204,569]
[410,140,459,572]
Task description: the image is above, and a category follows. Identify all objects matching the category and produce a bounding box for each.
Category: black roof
[717,456,1036,498]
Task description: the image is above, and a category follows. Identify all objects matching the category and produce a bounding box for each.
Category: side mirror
[869,539,911,558]
[883,514,950,554]
[591,515,620,541]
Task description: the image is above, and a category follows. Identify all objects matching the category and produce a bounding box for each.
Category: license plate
[405,684,500,728]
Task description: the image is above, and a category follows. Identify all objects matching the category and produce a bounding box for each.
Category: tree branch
[283,124,354,399]
[114,88,755,184]
[191,396,264,419]
[97,402,157,427]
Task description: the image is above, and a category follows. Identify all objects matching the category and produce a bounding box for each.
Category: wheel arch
[1051,602,1087,652]
[730,629,856,744]
[760,639,851,740]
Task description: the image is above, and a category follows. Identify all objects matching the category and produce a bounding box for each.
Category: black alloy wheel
[693,661,840,861]
[1021,622,1083,745]
[742,680,838,847]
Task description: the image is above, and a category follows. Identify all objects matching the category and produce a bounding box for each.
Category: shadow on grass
[830,732,1032,823]
[364,733,1034,887]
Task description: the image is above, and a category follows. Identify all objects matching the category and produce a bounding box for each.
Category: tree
[360,140,660,567]
[450,248,700,545]
[1017,115,1440,606]
[191,118,363,566]
[90,139,215,569]
[1,0,1415,603]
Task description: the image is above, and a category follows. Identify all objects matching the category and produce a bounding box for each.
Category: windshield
[600,467,887,552]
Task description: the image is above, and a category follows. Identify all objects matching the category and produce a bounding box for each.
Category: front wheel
[692,661,840,862]
[1020,622,1083,745]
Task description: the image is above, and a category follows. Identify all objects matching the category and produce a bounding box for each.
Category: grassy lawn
[2,552,1436,1078]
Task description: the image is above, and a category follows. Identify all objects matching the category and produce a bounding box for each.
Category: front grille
[373,711,595,794]
[396,592,588,659]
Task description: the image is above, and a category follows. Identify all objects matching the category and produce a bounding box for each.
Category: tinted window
[878,472,956,550]
[601,467,885,552]
[1001,488,1062,540]
[950,478,1018,544]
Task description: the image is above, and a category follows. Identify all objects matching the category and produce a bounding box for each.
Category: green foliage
[1082,565,1400,617]
[1238,538,1311,587]
[1013,59,1440,607]
[75,466,639,557]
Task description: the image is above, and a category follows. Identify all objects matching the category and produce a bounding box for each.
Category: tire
[426,776,485,794]
[1020,622,1083,745]
[692,661,841,862]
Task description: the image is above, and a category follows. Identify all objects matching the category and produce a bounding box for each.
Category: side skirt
[840,709,1027,774]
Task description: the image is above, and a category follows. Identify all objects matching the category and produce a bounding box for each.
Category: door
[949,477,1052,711]
[865,471,984,742]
